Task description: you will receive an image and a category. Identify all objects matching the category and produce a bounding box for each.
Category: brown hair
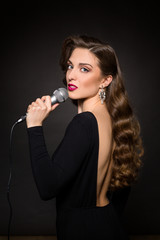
[59,35,144,191]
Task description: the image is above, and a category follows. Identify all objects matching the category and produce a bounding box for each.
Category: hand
[26,95,59,128]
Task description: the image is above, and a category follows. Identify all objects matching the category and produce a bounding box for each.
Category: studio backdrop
[0,3,160,236]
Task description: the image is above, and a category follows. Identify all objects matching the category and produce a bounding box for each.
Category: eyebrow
[68,59,93,68]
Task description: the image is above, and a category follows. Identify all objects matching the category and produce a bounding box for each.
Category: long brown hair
[59,35,144,191]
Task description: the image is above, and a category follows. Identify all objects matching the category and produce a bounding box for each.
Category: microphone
[17,87,68,123]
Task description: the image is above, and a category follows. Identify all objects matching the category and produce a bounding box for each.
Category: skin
[66,48,112,113]
[26,47,114,206]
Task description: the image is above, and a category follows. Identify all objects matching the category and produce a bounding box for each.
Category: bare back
[92,108,114,207]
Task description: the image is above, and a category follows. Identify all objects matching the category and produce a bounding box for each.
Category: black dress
[27,111,130,240]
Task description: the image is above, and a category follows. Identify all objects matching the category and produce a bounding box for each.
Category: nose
[67,68,77,82]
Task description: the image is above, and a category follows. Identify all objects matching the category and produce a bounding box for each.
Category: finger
[27,101,39,114]
[41,95,51,103]
[51,103,59,111]
[27,104,31,112]
[31,101,38,107]
[41,96,52,109]
[41,96,46,102]
[36,98,46,108]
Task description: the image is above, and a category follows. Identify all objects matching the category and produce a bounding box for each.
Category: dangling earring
[99,85,106,104]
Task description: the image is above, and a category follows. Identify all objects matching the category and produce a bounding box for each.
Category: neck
[77,96,106,114]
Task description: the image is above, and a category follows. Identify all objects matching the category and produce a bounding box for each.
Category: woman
[26,35,144,240]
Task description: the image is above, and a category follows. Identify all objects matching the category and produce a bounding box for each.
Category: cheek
[82,77,99,92]
[66,72,69,83]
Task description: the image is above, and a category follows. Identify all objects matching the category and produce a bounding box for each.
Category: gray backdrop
[1,2,160,236]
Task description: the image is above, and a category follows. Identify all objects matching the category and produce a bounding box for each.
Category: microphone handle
[50,95,57,105]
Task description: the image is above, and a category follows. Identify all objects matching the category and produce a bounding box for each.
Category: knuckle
[46,95,51,101]
[42,106,47,110]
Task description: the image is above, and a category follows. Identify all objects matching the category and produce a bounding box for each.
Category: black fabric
[27,111,129,240]
[107,186,131,217]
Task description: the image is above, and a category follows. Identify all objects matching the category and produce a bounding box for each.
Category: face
[66,48,104,102]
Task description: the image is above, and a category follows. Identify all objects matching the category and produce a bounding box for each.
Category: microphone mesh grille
[54,88,68,102]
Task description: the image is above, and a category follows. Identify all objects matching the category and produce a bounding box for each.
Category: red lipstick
[68,84,78,91]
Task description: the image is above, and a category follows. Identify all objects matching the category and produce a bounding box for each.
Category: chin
[68,92,78,99]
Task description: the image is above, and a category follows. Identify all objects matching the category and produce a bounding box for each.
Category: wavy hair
[59,35,144,191]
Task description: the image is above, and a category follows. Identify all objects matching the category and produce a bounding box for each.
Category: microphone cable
[7,119,20,240]
[6,87,68,239]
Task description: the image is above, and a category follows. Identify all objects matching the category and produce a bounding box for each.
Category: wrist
[26,122,42,128]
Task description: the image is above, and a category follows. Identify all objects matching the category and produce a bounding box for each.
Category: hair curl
[59,35,144,191]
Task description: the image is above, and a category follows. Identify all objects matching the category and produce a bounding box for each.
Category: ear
[100,75,113,88]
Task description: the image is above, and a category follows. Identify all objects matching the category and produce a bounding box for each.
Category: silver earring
[99,86,106,104]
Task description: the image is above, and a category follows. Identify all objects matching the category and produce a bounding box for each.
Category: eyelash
[67,64,89,73]
[81,67,89,72]
[67,64,73,70]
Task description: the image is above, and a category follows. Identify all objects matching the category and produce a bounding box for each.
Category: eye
[67,64,73,70]
[81,67,89,72]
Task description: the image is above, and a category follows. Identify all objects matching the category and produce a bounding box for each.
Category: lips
[68,83,78,91]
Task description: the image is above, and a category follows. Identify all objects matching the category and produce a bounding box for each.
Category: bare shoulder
[92,106,112,135]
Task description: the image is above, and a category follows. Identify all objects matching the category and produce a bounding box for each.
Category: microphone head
[57,88,69,101]
[51,87,68,105]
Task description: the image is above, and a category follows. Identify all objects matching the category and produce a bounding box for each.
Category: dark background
[1,2,160,236]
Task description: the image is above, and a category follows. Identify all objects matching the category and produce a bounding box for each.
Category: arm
[27,114,90,201]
